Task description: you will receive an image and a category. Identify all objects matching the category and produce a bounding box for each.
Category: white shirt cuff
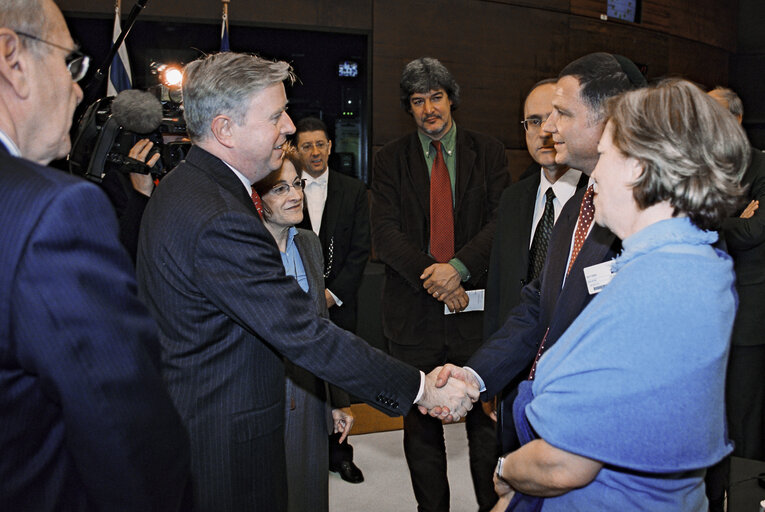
[463,366,486,392]
[327,288,343,307]
[413,371,426,403]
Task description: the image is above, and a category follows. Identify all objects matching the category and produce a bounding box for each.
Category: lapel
[454,129,476,214]
[543,184,584,302]
[319,170,343,246]
[517,172,541,249]
[405,133,431,217]
[294,230,323,308]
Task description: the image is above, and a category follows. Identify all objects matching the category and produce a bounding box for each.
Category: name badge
[583,260,615,295]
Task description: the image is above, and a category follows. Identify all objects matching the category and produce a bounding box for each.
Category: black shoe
[330,460,364,484]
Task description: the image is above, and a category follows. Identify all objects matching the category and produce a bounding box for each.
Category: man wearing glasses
[482,79,585,452]
[0,1,191,510]
[295,116,370,484]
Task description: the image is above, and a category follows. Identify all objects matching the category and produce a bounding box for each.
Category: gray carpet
[329,423,484,511]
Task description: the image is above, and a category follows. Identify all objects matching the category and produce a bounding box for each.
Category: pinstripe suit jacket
[468,183,621,399]
[136,146,420,512]
[0,146,189,511]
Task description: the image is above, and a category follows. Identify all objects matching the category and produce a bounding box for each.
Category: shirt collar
[418,121,457,158]
[0,128,22,157]
[303,168,329,186]
[221,160,252,194]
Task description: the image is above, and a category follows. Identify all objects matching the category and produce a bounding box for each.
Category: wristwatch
[495,455,505,480]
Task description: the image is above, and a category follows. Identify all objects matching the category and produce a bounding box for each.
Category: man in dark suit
[434,53,646,456]
[371,57,509,512]
[706,86,765,512]
[136,51,478,512]
[295,116,369,483]
[0,1,190,510]
[484,79,585,452]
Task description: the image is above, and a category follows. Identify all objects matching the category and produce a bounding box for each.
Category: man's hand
[741,199,759,219]
[440,286,469,313]
[331,407,355,444]
[324,288,337,308]
[128,139,160,197]
[426,363,482,421]
[416,366,479,421]
[421,263,461,298]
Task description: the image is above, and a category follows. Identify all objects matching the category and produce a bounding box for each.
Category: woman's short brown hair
[607,78,750,231]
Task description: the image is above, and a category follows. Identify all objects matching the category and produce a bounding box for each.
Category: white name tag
[444,289,485,315]
[583,260,615,295]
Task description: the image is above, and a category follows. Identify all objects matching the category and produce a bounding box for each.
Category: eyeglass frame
[520,115,549,133]
[14,30,90,82]
[268,178,305,197]
[298,140,329,153]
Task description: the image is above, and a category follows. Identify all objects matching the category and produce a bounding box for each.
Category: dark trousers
[705,344,765,510]
[328,432,354,466]
[403,405,498,512]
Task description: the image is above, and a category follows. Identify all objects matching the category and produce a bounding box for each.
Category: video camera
[69,89,190,183]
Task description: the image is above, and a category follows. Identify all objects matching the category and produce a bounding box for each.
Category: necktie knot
[545,187,556,202]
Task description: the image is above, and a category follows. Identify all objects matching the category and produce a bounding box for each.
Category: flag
[107,0,132,96]
[220,3,230,52]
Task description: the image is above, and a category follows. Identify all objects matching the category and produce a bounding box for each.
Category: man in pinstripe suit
[0,1,190,510]
[137,51,479,512]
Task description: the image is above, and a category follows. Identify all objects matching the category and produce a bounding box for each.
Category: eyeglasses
[521,116,549,133]
[269,179,305,196]
[298,141,328,153]
[15,31,90,82]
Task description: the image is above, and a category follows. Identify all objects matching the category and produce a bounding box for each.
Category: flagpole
[220,0,230,52]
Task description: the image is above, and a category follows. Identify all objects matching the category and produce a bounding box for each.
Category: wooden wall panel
[58,0,372,31]
[571,0,737,52]
[372,0,570,149]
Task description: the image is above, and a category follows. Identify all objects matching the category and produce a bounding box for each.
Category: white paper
[583,260,615,295]
[444,289,485,315]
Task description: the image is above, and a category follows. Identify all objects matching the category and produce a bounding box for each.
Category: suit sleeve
[453,139,509,284]
[371,146,438,290]
[12,183,190,511]
[193,210,420,416]
[723,151,765,251]
[327,180,370,303]
[468,275,546,399]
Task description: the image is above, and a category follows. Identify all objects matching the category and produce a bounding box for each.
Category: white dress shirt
[529,167,582,249]
[302,168,329,236]
[0,129,22,157]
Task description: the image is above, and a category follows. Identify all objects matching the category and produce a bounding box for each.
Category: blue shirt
[279,227,308,292]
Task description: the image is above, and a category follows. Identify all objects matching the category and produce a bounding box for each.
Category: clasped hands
[420,263,469,313]
[416,364,481,422]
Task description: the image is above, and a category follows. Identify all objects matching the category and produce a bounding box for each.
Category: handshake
[415,364,481,421]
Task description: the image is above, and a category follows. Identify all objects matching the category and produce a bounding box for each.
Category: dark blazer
[137,146,420,512]
[484,168,589,340]
[468,184,621,399]
[297,169,370,332]
[371,128,509,365]
[723,148,765,346]
[0,147,189,511]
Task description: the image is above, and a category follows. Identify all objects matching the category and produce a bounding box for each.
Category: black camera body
[69,93,190,183]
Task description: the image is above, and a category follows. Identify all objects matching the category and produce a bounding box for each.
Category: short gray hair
[710,86,744,119]
[0,0,52,55]
[182,52,295,142]
[399,57,460,113]
[608,78,749,231]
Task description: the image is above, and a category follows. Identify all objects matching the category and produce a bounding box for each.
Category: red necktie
[429,141,454,263]
[567,185,595,275]
[251,187,264,220]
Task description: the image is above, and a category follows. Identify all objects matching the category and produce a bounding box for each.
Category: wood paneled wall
[58,0,740,175]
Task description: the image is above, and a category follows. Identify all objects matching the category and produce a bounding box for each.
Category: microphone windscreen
[111,89,163,134]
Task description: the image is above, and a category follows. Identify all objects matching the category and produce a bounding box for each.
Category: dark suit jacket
[297,169,370,332]
[137,146,420,512]
[371,128,509,367]
[723,148,765,346]
[484,168,589,340]
[468,184,621,399]
[0,147,189,511]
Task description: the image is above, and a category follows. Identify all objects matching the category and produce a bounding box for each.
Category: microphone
[111,89,163,134]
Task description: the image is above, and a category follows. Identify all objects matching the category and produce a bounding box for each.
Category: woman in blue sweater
[494,79,751,511]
